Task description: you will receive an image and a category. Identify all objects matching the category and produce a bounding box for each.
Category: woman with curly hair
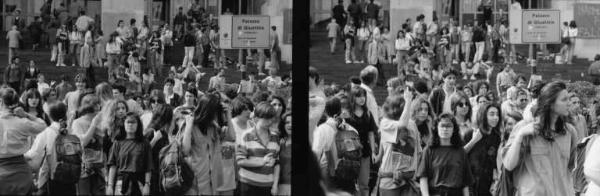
[99,99,129,159]
[503,81,577,196]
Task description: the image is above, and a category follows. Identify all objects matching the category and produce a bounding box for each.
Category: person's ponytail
[48,102,68,134]
[58,118,68,134]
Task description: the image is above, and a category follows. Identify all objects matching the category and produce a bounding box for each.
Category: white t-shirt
[585,135,600,196]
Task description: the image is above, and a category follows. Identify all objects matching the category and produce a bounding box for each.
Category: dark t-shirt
[107,139,154,173]
[366,3,379,19]
[333,5,345,20]
[464,130,501,193]
[472,27,486,42]
[344,111,377,157]
[347,3,362,17]
[415,146,473,192]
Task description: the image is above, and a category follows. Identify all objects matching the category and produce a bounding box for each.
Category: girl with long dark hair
[276,112,292,195]
[449,92,474,141]
[344,86,377,196]
[145,104,173,196]
[21,89,49,125]
[269,95,287,135]
[0,87,47,195]
[106,112,153,196]
[503,81,577,196]
[416,113,473,196]
[182,94,223,195]
[463,103,502,196]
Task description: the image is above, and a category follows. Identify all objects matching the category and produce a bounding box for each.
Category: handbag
[491,166,515,196]
[562,30,571,45]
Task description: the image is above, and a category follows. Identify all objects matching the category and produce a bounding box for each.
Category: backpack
[52,127,83,184]
[331,124,363,182]
[573,134,598,193]
[158,131,194,194]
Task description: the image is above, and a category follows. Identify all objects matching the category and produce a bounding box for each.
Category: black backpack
[158,129,194,194]
[331,125,363,182]
[53,127,83,184]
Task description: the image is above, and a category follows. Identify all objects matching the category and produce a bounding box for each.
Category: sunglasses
[150,99,160,104]
[519,99,528,103]
[457,102,468,107]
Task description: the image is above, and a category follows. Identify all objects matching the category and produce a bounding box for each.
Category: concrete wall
[101,0,146,39]
[260,0,292,64]
[551,0,600,61]
[389,0,433,41]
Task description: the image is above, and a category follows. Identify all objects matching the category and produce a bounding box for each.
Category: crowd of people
[309,2,599,196]
[0,1,291,196]
[309,62,600,196]
[326,0,581,88]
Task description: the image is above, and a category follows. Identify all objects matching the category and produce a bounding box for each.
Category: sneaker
[463,76,468,80]
[258,72,267,76]
[353,61,360,64]
[470,75,476,80]
[452,60,458,64]
[359,60,364,63]
[346,60,352,64]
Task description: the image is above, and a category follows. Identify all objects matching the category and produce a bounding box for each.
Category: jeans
[345,39,356,62]
[69,43,81,66]
[8,47,17,64]
[51,45,58,61]
[358,157,371,196]
[474,41,485,62]
[329,37,337,53]
[396,50,408,76]
[202,44,211,67]
[182,46,195,67]
[106,54,119,83]
[356,39,368,62]
[239,182,270,196]
[77,172,105,196]
[461,42,472,62]
[567,39,576,63]
[450,44,460,62]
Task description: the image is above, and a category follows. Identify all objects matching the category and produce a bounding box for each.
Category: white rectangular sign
[522,10,561,43]
[231,15,270,48]
[219,15,232,49]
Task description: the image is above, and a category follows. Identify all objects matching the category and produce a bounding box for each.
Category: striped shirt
[236,128,280,187]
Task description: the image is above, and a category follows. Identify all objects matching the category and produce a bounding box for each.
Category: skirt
[0,155,34,195]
